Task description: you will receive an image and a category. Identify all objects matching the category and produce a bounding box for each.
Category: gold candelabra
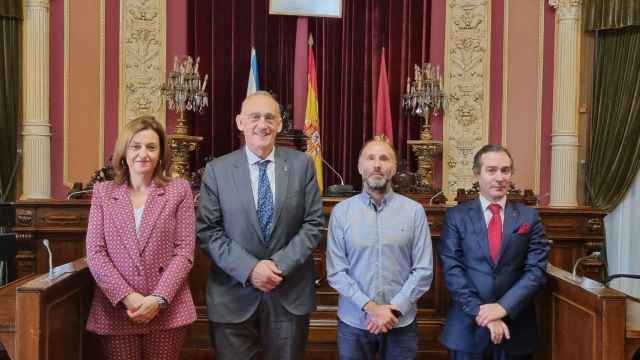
[161,56,209,179]
[403,63,446,190]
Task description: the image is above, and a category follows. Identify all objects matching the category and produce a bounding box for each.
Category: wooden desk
[0,274,38,360]
[15,259,99,360]
[11,198,607,359]
[537,264,629,360]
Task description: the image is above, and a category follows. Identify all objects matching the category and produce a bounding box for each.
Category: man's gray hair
[241,91,281,115]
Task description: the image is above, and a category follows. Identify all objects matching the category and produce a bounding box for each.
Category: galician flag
[247,47,259,96]
[304,35,324,192]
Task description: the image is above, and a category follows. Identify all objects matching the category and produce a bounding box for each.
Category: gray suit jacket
[196,146,324,323]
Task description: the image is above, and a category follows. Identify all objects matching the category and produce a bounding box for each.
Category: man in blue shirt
[326,139,433,360]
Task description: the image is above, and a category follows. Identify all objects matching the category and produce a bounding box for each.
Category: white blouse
[133,206,144,235]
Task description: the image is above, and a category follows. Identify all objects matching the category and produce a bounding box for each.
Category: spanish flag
[304,35,323,192]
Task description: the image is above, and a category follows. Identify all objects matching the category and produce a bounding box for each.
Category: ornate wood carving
[454,183,538,205]
[15,210,33,227]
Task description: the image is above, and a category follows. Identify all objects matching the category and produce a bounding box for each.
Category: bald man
[196,91,324,360]
[326,139,433,360]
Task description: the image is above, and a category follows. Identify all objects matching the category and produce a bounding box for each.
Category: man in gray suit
[196,91,324,360]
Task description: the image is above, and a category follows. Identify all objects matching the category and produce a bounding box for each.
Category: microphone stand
[320,157,354,196]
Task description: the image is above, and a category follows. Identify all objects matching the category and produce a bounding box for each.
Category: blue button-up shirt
[326,191,433,330]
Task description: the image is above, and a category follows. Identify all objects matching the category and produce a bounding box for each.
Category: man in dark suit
[196,91,324,360]
[439,144,550,360]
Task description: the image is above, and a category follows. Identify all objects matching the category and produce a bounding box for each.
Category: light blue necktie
[256,160,273,242]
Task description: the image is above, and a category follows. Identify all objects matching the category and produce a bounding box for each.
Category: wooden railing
[6,258,637,359]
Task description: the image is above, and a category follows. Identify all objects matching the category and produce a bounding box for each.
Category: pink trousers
[101,326,188,360]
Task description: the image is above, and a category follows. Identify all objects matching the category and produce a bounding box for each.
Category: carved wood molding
[118,0,166,130]
[442,0,492,202]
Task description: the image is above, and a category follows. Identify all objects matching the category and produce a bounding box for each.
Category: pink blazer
[85,179,197,335]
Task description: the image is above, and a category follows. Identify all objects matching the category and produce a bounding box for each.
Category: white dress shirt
[245,146,276,209]
[478,194,506,230]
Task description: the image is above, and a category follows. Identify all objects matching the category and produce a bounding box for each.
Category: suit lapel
[232,149,265,242]
[496,201,519,266]
[110,183,142,270]
[468,199,493,265]
[271,148,289,230]
[137,182,167,255]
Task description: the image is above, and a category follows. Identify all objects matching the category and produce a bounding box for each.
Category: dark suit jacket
[438,199,550,354]
[196,146,324,323]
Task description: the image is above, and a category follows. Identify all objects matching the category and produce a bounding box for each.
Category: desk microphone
[319,157,354,196]
[428,190,444,206]
[572,252,600,280]
[66,189,93,200]
[43,239,53,276]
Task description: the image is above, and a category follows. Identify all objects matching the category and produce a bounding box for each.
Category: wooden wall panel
[64,0,104,187]
[552,294,596,359]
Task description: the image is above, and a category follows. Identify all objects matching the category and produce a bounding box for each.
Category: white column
[21,0,51,199]
[549,0,581,207]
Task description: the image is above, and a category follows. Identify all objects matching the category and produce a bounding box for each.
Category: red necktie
[487,203,502,263]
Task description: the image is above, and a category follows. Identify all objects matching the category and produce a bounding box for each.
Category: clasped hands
[249,260,283,292]
[476,303,510,345]
[122,292,160,324]
[363,301,400,335]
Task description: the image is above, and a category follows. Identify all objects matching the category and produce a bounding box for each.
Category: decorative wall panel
[442,0,492,201]
[118,0,166,130]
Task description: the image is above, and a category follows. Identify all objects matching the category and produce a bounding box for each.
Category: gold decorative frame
[118,0,166,130]
[442,0,492,202]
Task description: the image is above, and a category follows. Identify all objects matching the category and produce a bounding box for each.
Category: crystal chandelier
[403,63,446,140]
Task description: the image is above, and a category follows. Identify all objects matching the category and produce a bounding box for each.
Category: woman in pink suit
[86,115,196,360]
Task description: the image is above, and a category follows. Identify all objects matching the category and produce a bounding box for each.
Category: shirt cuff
[390,296,411,318]
[352,292,370,312]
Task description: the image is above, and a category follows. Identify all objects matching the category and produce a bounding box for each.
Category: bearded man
[326,139,434,360]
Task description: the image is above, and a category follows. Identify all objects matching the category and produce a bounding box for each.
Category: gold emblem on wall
[118,0,166,130]
[443,0,492,203]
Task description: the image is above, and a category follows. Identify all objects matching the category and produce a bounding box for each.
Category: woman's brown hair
[112,115,171,186]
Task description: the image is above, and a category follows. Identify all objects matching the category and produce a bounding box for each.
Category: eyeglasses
[244,112,280,126]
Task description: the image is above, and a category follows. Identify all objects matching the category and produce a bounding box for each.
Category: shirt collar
[358,189,395,210]
[479,194,507,211]
[245,145,275,166]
